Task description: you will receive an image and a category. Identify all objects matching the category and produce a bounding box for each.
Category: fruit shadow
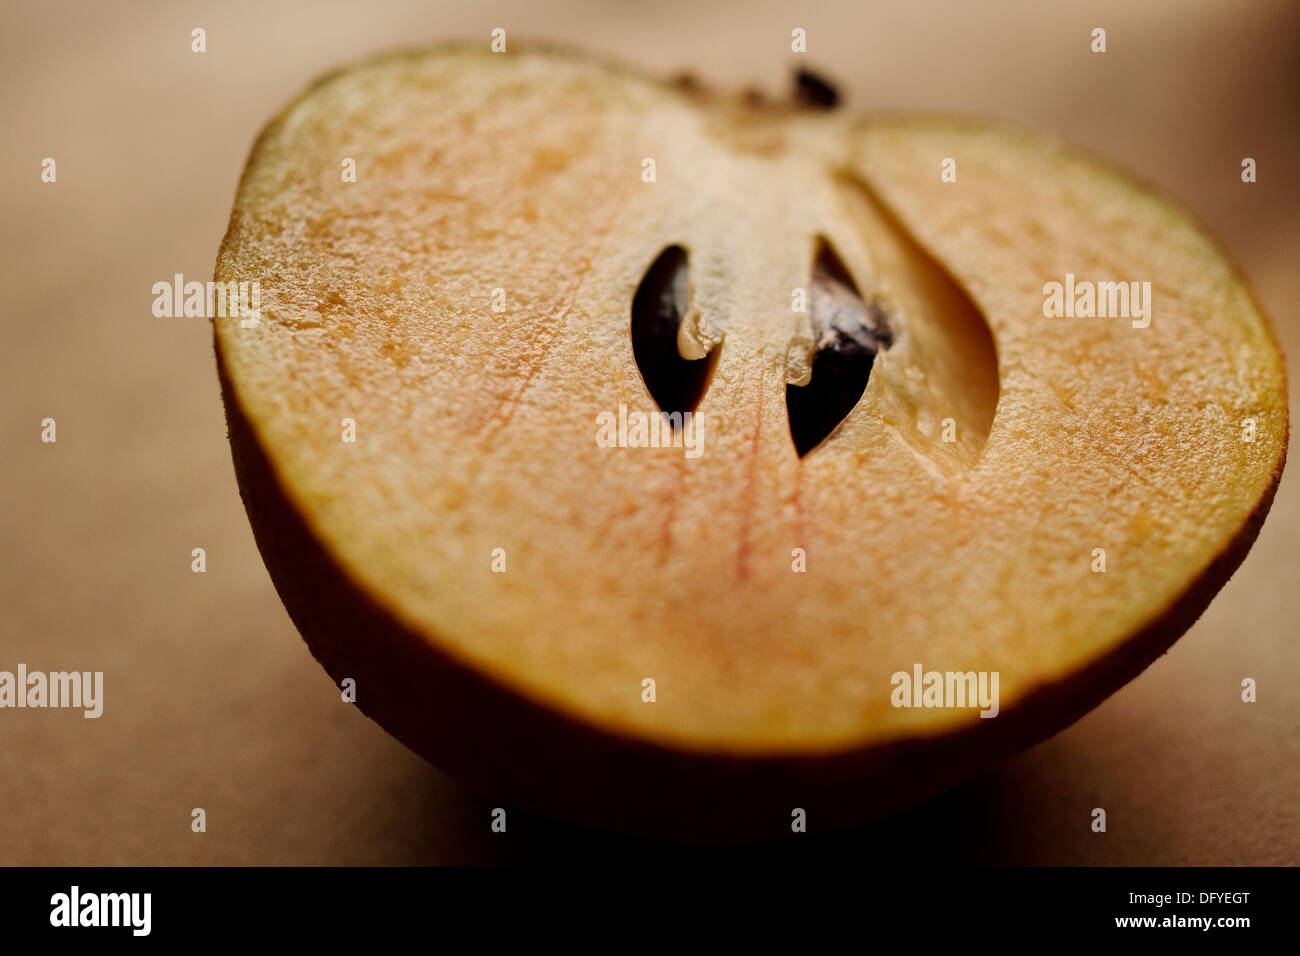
[416,742,1071,865]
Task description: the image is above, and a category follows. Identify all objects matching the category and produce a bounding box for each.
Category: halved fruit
[214,45,1287,838]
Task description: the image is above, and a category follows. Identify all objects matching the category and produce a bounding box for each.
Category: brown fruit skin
[215,344,1284,841]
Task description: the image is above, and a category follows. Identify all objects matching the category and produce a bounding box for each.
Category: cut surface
[214,46,1286,830]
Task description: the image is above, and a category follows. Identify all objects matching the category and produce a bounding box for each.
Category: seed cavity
[632,245,719,415]
[786,239,892,457]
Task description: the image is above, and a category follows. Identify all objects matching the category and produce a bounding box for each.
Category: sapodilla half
[213,45,1288,839]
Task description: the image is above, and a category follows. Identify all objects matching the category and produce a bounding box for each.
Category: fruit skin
[217,347,1282,840]
[213,45,1288,840]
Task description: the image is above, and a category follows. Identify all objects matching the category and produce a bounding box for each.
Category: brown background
[1,0,1296,864]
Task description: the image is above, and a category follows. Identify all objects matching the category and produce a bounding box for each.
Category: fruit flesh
[214,47,1286,829]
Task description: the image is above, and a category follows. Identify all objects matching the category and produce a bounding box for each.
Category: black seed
[794,68,840,110]
[631,245,717,415]
[787,240,890,456]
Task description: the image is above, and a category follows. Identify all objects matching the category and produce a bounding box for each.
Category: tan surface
[2,0,1296,863]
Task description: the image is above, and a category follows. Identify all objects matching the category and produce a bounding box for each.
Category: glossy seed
[631,245,717,415]
[787,240,891,456]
